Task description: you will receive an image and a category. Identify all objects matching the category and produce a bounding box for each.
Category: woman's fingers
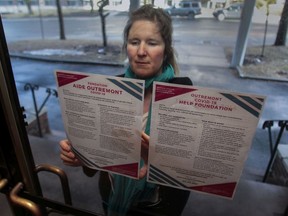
[60,148,76,159]
[141,131,150,150]
[59,139,82,166]
[139,164,148,179]
[60,140,75,158]
[141,131,150,143]
[139,132,150,179]
[60,139,71,151]
[60,154,82,166]
[60,151,82,166]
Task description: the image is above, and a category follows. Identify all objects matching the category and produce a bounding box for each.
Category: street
[2,12,279,46]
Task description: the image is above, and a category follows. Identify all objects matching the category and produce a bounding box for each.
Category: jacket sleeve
[82,166,98,177]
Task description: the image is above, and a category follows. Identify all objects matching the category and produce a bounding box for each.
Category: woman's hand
[139,132,150,179]
[59,139,82,167]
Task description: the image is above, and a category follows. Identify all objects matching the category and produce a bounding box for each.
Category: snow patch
[23,49,85,56]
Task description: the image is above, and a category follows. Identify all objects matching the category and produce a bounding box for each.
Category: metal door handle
[35,164,72,205]
[10,182,42,216]
[0,178,8,191]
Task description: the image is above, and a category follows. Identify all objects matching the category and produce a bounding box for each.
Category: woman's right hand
[139,132,150,179]
[59,139,82,167]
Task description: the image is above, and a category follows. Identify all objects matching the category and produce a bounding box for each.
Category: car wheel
[217,13,225,21]
[188,12,195,19]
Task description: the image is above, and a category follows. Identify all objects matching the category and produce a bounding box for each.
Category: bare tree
[24,0,33,15]
[129,0,140,14]
[97,0,109,47]
[274,0,288,46]
[256,0,276,56]
[90,0,95,13]
[56,0,66,40]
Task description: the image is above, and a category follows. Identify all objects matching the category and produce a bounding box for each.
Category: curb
[236,66,288,83]
[9,53,125,67]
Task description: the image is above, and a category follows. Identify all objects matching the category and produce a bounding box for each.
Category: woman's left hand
[140,131,150,179]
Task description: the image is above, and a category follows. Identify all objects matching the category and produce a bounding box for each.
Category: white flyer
[55,70,144,179]
[147,82,266,198]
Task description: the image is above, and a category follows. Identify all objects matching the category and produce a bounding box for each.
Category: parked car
[212,3,243,21]
[165,1,202,19]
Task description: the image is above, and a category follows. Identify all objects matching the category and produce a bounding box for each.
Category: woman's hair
[123,4,179,75]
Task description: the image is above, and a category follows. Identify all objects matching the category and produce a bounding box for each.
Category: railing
[35,164,72,206]
[262,120,288,182]
[23,83,58,137]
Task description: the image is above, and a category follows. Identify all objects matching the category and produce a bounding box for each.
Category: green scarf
[107,65,175,216]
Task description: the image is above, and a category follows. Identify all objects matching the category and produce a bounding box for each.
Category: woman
[60,4,192,216]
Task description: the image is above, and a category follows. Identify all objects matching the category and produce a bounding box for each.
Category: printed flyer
[147,82,266,198]
[55,70,144,179]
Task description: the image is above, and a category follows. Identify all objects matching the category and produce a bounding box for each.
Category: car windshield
[228,5,242,11]
[181,3,190,8]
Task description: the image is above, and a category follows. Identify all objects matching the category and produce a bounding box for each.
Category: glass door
[0,16,102,216]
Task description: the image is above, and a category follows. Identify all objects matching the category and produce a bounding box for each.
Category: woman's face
[127,20,165,79]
